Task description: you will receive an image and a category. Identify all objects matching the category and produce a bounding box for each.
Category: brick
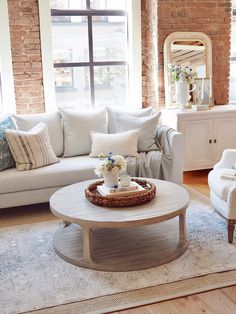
[8,0,45,113]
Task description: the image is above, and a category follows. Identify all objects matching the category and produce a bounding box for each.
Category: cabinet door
[213,117,236,164]
[179,120,213,171]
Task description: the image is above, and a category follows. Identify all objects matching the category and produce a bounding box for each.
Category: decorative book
[192,104,209,111]
[221,173,236,181]
[97,181,145,198]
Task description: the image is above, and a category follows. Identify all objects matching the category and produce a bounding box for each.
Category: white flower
[94,154,127,177]
[169,63,197,84]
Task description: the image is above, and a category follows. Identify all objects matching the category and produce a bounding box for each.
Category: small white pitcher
[170,80,196,109]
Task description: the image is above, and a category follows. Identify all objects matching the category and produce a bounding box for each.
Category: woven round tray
[85,178,156,208]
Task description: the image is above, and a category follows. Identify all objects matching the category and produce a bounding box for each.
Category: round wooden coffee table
[50,178,189,271]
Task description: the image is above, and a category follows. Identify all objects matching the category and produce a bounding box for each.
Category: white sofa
[0,111,183,209]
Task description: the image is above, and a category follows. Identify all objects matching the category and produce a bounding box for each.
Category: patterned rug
[1,188,236,314]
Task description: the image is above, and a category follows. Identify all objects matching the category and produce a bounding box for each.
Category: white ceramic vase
[103,170,119,187]
[175,80,190,109]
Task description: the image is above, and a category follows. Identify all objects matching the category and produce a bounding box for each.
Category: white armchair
[208,149,236,243]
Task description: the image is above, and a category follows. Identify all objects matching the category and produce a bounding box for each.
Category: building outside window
[230,2,236,102]
[49,0,133,110]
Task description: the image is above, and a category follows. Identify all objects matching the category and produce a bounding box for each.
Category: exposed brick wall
[141,0,158,108]
[157,0,232,106]
[8,0,45,114]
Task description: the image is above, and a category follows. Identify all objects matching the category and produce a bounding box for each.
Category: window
[230,2,236,102]
[0,0,15,113]
[39,0,141,111]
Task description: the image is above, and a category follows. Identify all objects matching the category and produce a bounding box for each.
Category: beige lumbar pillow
[89,129,139,157]
[5,122,59,171]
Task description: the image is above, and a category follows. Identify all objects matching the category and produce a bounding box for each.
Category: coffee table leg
[82,226,94,263]
[63,220,71,227]
[179,211,187,245]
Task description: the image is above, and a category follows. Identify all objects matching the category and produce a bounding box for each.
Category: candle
[201,78,204,100]
[120,175,131,187]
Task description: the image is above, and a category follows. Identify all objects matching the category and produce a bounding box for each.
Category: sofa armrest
[214,149,236,170]
[156,125,183,185]
[227,183,236,219]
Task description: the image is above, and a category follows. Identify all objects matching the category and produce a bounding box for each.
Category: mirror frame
[164,32,213,107]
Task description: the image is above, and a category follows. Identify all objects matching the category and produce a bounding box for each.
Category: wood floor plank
[0,203,56,227]
[197,289,236,313]
[221,285,236,303]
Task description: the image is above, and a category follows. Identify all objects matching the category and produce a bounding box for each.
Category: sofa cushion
[0,156,101,194]
[89,129,139,157]
[107,106,155,133]
[208,168,236,201]
[60,107,107,157]
[108,112,161,152]
[13,111,63,157]
[5,123,59,171]
[0,115,16,171]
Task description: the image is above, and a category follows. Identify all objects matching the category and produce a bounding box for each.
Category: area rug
[1,188,236,314]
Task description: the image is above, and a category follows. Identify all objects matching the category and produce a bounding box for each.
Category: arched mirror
[164,32,213,108]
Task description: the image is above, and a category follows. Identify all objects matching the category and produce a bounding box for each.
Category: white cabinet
[161,105,236,171]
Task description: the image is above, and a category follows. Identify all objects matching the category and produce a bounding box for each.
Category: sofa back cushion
[107,106,155,133]
[5,123,59,171]
[0,115,16,171]
[13,111,63,157]
[108,110,161,152]
[60,107,107,157]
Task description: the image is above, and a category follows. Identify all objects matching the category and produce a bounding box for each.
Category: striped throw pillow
[5,122,59,171]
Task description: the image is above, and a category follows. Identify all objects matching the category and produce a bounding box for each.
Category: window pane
[92,16,128,61]
[54,67,91,109]
[51,17,89,63]
[50,0,86,9]
[94,65,128,107]
[230,8,236,101]
[90,0,127,10]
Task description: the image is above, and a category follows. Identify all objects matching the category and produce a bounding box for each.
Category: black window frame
[51,0,128,106]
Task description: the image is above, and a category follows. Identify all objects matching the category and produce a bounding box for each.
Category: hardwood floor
[1,170,236,313]
[113,170,236,314]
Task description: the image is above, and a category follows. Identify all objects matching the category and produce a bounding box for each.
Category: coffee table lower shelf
[53,220,189,272]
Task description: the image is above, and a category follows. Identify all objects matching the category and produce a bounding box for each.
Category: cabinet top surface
[161,104,236,119]
[161,104,236,116]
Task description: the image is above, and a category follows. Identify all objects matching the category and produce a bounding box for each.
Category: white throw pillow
[5,123,59,171]
[107,106,155,133]
[89,130,139,157]
[108,112,161,152]
[60,107,107,157]
[13,112,63,157]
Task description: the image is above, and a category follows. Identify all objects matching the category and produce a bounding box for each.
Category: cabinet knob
[209,139,212,144]
[214,139,217,143]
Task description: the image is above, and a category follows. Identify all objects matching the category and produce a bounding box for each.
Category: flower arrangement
[168,64,197,84]
[95,153,127,177]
